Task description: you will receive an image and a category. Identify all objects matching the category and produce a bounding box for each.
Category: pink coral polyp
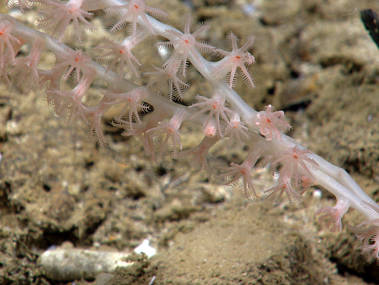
[255,105,291,141]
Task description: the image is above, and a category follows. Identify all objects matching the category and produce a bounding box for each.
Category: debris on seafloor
[39,239,157,281]
[39,249,133,281]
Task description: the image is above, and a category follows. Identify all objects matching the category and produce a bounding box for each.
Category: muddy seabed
[0,0,378,284]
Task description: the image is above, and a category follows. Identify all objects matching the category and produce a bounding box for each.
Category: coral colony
[1,0,379,259]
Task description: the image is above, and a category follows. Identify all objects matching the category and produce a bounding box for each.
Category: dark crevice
[29,226,79,250]
[331,257,379,283]
[155,165,168,177]
[282,99,312,112]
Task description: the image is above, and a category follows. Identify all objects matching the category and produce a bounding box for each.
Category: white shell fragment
[134,239,157,258]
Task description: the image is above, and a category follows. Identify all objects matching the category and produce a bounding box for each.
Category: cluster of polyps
[1,0,378,260]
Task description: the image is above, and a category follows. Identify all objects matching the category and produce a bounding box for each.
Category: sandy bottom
[0,0,378,284]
